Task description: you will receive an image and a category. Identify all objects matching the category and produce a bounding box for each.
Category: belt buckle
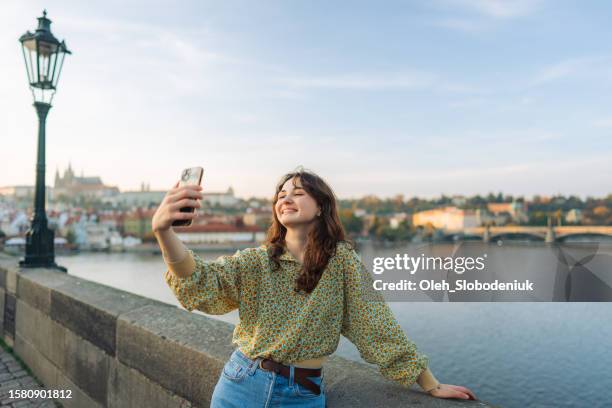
[259,358,281,374]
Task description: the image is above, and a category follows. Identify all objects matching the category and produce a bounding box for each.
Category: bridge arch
[441,233,484,242]
[556,233,612,242]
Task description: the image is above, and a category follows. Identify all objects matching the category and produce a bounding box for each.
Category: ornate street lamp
[18,10,71,271]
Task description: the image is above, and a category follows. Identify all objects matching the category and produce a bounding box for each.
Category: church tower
[65,162,74,185]
[54,168,61,188]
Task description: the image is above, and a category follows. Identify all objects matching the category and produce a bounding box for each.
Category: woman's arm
[340,246,477,400]
[340,247,431,388]
[155,228,195,278]
[152,182,203,277]
[163,248,248,314]
[152,182,246,315]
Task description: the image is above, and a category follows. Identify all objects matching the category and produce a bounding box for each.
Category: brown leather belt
[259,358,322,396]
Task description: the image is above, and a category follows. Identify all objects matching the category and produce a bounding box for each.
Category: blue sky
[1,0,611,199]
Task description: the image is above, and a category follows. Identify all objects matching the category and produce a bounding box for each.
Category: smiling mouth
[282,208,297,214]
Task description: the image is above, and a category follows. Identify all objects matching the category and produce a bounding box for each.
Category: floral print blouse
[164,241,432,389]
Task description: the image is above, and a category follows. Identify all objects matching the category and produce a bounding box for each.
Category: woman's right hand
[428,384,477,400]
[152,181,203,233]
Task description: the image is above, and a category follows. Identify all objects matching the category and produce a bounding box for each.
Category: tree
[65,229,76,245]
[339,209,364,235]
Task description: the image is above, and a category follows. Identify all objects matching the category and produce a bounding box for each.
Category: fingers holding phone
[171,192,202,217]
[152,184,203,232]
[152,167,204,232]
[172,167,204,227]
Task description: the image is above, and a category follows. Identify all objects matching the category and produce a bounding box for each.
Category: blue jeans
[211,348,326,407]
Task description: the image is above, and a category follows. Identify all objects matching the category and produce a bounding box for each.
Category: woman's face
[275,177,320,228]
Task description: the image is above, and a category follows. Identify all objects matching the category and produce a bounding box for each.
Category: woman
[152,169,477,407]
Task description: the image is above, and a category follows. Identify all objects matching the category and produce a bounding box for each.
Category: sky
[1,0,611,200]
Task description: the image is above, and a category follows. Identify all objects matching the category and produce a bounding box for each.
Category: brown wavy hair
[266,168,349,294]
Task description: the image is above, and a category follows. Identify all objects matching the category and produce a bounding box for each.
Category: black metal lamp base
[20,221,67,272]
[20,260,68,272]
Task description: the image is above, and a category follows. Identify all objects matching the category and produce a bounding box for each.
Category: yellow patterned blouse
[164,241,437,390]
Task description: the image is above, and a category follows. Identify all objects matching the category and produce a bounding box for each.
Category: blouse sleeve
[340,246,430,389]
[164,248,249,315]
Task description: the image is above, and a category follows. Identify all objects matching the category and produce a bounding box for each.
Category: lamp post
[18,10,71,271]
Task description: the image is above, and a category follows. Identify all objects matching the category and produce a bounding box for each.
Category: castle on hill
[53,163,119,199]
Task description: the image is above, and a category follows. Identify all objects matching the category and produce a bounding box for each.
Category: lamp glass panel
[47,52,58,84]
[51,51,66,88]
[38,40,58,57]
[22,38,36,52]
[21,44,35,84]
[38,53,50,84]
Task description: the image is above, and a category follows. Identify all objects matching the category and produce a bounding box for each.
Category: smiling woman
[153,167,477,407]
[267,170,345,294]
[276,180,321,233]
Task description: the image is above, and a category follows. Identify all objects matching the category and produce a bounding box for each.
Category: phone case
[172,167,204,227]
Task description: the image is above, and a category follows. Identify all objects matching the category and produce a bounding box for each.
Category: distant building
[123,208,156,238]
[0,185,34,198]
[53,163,119,200]
[203,187,239,207]
[174,223,264,244]
[451,195,467,207]
[0,185,52,200]
[112,190,166,208]
[0,210,29,235]
[389,213,409,229]
[476,210,510,226]
[111,184,239,208]
[353,208,367,217]
[487,201,528,224]
[412,206,479,231]
[565,209,583,224]
[243,208,272,228]
[80,224,115,251]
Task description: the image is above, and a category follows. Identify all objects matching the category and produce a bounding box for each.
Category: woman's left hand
[428,384,477,400]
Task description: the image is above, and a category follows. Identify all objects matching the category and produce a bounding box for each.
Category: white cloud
[441,0,544,19]
[279,72,435,90]
[278,71,483,95]
[530,56,611,86]
[431,17,486,32]
[429,0,544,33]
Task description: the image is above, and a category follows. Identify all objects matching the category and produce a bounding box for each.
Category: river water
[56,241,612,408]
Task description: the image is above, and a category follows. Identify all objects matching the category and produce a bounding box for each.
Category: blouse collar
[279,249,301,263]
[261,244,302,263]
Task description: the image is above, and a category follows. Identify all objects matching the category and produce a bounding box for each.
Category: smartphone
[172,166,204,227]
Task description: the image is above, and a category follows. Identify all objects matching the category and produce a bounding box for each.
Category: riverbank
[1,241,259,258]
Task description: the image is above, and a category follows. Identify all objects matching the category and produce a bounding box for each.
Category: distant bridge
[454,225,612,243]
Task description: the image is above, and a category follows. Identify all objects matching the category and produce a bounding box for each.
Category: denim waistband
[233,348,256,365]
[231,348,324,373]
[232,348,325,390]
